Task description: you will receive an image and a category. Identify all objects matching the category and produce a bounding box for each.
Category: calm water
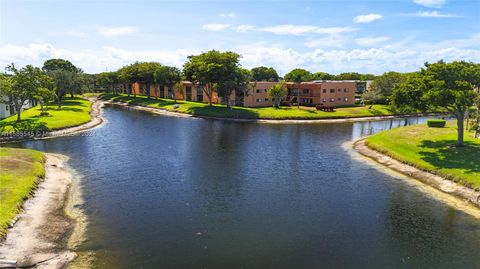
[11,107,480,268]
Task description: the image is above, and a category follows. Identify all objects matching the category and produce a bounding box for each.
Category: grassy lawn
[100,93,393,119]
[0,147,45,237]
[366,121,480,189]
[0,97,92,134]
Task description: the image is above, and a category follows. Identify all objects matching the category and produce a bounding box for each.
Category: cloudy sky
[0,0,479,75]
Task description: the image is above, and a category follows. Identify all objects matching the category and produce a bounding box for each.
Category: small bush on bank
[427,119,446,128]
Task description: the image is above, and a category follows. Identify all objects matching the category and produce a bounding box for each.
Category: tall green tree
[268,82,288,108]
[96,72,119,94]
[363,71,405,105]
[284,68,311,108]
[311,72,333,80]
[251,66,279,82]
[392,61,480,146]
[1,64,48,121]
[137,62,163,99]
[216,68,251,108]
[183,50,241,106]
[42,58,82,106]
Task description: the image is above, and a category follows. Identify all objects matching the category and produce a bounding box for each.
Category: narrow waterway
[10,107,480,268]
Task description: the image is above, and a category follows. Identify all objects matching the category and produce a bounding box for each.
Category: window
[256,89,260,93]
[338,89,342,92]
[338,98,341,101]
[256,98,262,103]
[322,89,326,93]
[264,89,268,93]
[330,98,335,102]
[5,105,9,111]
[344,88,348,92]
[344,97,348,102]
[330,89,335,93]
[264,98,269,101]
[303,89,309,94]
[322,98,326,103]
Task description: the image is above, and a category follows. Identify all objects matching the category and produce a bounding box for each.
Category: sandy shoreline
[353,138,480,208]
[105,100,443,124]
[0,153,83,269]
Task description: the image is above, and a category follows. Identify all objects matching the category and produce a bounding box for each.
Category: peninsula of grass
[366,121,480,189]
[0,147,45,237]
[100,93,395,120]
[0,97,92,134]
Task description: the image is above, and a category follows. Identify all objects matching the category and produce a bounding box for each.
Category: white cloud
[220,12,235,18]
[235,25,255,33]
[96,26,138,37]
[1,33,479,75]
[304,35,349,48]
[355,36,391,46]
[259,24,355,35]
[201,24,231,31]
[413,11,460,18]
[413,0,446,8]
[353,13,383,24]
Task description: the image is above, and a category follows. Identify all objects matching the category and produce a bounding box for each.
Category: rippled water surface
[13,107,480,268]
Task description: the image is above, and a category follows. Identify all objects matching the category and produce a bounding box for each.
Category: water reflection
[6,108,479,269]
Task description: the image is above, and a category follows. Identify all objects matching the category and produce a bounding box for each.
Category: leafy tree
[96,72,120,94]
[390,73,429,113]
[137,62,163,99]
[174,82,184,104]
[333,72,375,81]
[42,58,82,106]
[392,61,480,146]
[34,87,56,116]
[251,66,279,82]
[118,63,142,96]
[42,58,79,73]
[1,64,46,121]
[163,66,182,100]
[473,87,480,138]
[284,68,311,108]
[268,82,288,108]
[311,72,333,80]
[363,71,405,105]
[183,50,241,106]
[216,68,251,108]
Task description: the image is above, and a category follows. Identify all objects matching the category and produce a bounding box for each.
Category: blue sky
[1,0,479,74]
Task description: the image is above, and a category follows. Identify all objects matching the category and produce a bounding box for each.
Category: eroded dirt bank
[0,154,81,268]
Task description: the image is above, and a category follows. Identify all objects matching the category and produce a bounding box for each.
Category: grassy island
[0,147,45,237]
[0,97,92,134]
[100,93,396,120]
[366,121,480,189]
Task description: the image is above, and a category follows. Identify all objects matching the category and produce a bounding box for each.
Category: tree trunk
[15,104,22,122]
[456,112,465,146]
[70,93,74,98]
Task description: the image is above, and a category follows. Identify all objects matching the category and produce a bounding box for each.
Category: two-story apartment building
[243,81,356,107]
[123,80,358,108]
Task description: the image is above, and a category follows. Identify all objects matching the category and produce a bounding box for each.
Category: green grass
[0,97,92,134]
[100,93,395,120]
[366,121,480,189]
[0,147,45,237]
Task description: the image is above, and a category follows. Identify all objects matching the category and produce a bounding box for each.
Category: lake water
[11,107,480,268]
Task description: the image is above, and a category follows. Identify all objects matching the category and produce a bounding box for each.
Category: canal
[12,106,480,268]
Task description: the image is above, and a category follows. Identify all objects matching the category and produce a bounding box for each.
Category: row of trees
[0,59,93,121]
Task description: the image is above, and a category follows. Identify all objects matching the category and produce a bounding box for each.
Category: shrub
[427,119,446,128]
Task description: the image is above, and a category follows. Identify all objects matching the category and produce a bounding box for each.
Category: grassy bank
[100,93,393,119]
[366,121,480,189]
[0,147,45,237]
[0,97,92,134]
